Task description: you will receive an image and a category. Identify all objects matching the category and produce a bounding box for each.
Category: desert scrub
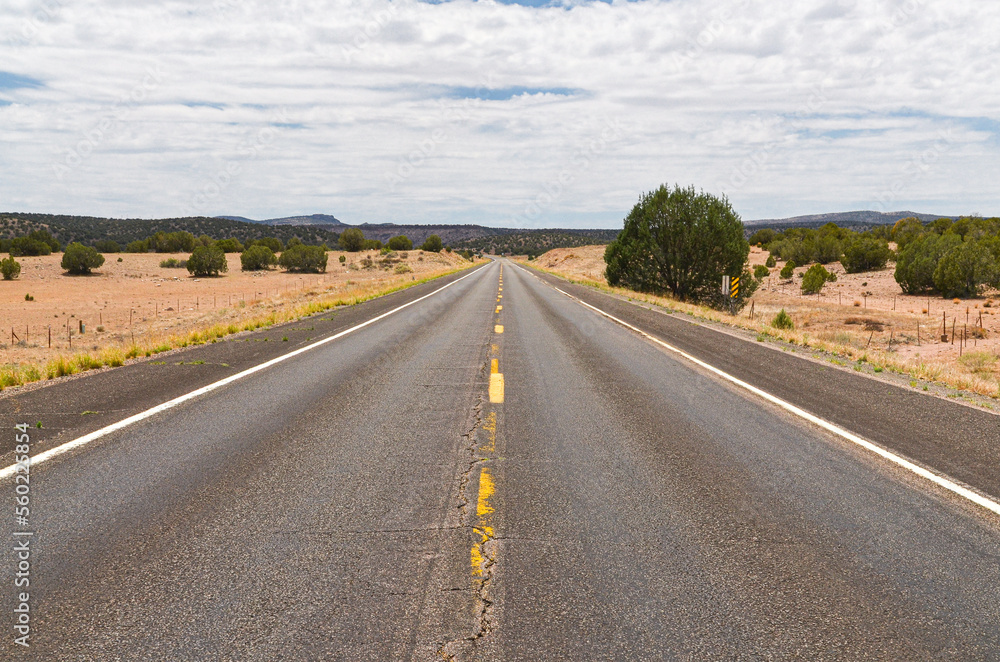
[1,256,21,280]
[801,263,836,294]
[160,258,188,268]
[779,260,795,279]
[959,351,998,373]
[395,263,413,274]
[771,309,794,330]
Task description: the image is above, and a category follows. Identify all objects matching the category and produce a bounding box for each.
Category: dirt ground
[530,245,1000,388]
[0,249,470,367]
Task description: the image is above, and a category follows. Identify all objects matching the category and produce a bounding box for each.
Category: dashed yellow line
[494,325,504,334]
[489,373,504,403]
[471,467,496,576]
[496,305,502,313]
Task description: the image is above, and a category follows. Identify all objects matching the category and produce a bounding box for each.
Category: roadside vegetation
[604,183,756,310]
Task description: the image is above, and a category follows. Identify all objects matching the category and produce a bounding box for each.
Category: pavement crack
[456,392,485,527]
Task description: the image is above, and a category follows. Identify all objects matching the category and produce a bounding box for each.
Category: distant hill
[0,213,343,247]
[745,210,953,231]
[217,213,347,227]
[455,229,619,257]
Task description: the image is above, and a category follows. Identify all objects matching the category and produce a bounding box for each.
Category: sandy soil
[0,249,469,367]
[530,245,1000,386]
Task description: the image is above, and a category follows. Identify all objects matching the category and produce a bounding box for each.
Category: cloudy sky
[1,0,997,228]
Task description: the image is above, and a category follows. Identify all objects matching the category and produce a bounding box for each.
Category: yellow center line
[471,467,496,576]
[491,358,498,374]
[494,324,504,334]
[489,373,504,402]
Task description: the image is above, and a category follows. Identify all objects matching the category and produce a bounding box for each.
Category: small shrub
[395,263,413,274]
[117,257,123,262]
[753,264,770,280]
[24,293,33,301]
[420,234,443,252]
[160,258,187,268]
[339,254,346,264]
[959,351,998,373]
[1,257,21,280]
[801,263,835,294]
[765,255,776,268]
[241,245,278,271]
[771,309,794,330]
[779,260,796,279]
[62,242,105,274]
[187,246,228,277]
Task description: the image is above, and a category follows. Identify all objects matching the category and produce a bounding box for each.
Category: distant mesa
[745,210,954,230]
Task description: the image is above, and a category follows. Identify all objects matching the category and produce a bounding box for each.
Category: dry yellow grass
[518,251,1000,401]
[0,259,479,391]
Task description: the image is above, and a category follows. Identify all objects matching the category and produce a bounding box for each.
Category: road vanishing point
[3,258,1000,660]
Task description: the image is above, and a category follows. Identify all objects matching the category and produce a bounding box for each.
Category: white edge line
[0,265,489,480]
[546,282,1000,518]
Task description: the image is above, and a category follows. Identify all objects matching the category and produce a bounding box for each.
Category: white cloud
[0,0,998,226]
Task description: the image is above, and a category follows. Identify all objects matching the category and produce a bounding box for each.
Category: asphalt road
[3,259,1000,660]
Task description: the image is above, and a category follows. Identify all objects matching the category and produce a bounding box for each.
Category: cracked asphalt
[4,259,1000,660]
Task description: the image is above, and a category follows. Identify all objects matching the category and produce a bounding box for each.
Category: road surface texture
[3,259,999,660]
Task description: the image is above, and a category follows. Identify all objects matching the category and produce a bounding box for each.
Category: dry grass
[518,258,1000,400]
[0,261,478,392]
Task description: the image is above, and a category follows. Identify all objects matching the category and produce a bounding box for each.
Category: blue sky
[1,0,998,227]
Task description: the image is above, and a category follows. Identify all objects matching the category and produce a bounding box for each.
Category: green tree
[812,235,842,264]
[748,228,776,247]
[279,244,328,273]
[779,260,796,279]
[841,234,892,273]
[0,257,20,280]
[932,240,999,297]
[604,184,750,306]
[801,263,835,294]
[753,264,770,280]
[125,239,150,253]
[420,234,443,252]
[213,237,244,253]
[339,228,365,252]
[894,233,961,294]
[61,242,105,274]
[186,245,228,276]
[252,237,284,252]
[240,245,278,271]
[765,255,776,268]
[94,239,121,253]
[10,236,51,256]
[363,239,384,251]
[387,235,413,251]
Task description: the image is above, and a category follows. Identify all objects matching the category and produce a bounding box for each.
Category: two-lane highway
[4,258,1000,660]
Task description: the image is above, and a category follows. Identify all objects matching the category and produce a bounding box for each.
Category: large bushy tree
[841,234,892,273]
[604,184,752,306]
[186,245,228,276]
[61,242,105,274]
[339,228,365,252]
